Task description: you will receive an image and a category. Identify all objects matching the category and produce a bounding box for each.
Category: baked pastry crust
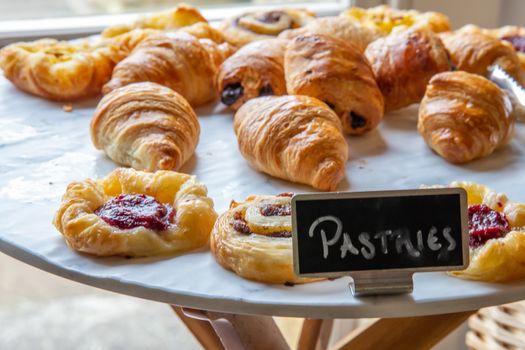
[284,34,384,135]
[447,181,525,282]
[91,82,200,172]
[219,8,315,47]
[218,38,287,111]
[0,39,116,101]
[340,5,450,35]
[103,32,234,106]
[418,71,514,164]
[365,28,450,112]
[279,16,381,53]
[441,29,525,86]
[101,4,206,38]
[53,167,217,257]
[234,95,348,191]
[211,194,318,284]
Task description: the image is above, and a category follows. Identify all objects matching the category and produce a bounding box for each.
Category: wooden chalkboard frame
[291,188,469,284]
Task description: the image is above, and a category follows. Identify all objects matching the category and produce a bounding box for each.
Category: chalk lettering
[374,230,392,254]
[340,233,359,258]
[427,226,442,251]
[394,229,421,258]
[309,215,342,259]
[443,226,456,251]
[358,232,375,260]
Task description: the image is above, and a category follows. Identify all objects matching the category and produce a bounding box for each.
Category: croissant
[279,16,380,52]
[54,167,217,257]
[365,28,450,112]
[340,5,450,36]
[211,194,320,284]
[218,39,287,111]
[103,32,234,106]
[0,39,116,101]
[418,71,515,164]
[219,8,315,47]
[234,95,348,191]
[91,82,200,172]
[441,29,525,86]
[284,34,384,135]
[101,4,206,38]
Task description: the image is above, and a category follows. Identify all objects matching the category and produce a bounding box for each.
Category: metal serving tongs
[487,64,525,122]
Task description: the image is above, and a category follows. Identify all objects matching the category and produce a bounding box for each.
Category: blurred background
[0,0,523,349]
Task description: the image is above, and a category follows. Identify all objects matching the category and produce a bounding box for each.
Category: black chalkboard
[292,189,468,277]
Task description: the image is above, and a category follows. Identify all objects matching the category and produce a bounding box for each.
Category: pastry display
[218,39,287,111]
[53,167,217,257]
[0,39,116,101]
[102,32,234,106]
[418,71,515,164]
[340,5,450,36]
[233,95,348,191]
[101,4,207,38]
[446,182,525,282]
[91,82,200,172]
[211,193,318,284]
[278,16,380,52]
[441,29,525,86]
[284,34,384,135]
[365,28,450,112]
[219,8,315,47]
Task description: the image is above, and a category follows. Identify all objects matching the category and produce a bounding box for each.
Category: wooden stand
[172,305,475,350]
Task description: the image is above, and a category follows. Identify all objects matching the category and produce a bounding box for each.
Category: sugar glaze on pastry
[53,168,217,257]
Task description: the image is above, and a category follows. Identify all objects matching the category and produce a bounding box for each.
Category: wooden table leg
[171,306,224,350]
[298,319,334,350]
[330,310,476,350]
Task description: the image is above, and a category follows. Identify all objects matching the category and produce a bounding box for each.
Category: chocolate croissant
[218,39,287,111]
[441,29,525,86]
[418,71,515,164]
[219,8,315,47]
[102,32,235,107]
[91,82,200,172]
[365,28,450,112]
[284,34,384,135]
[0,39,116,101]
[234,95,348,191]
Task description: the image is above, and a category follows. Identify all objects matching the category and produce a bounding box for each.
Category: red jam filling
[502,35,525,53]
[468,204,510,247]
[260,204,291,216]
[95,194,175,231]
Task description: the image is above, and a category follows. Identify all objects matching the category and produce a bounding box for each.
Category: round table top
[1,78,525,319]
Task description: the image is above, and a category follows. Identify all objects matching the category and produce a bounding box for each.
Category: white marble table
[1,76,524,320]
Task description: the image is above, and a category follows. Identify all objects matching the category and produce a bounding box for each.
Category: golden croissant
[218,39,287,111]
[365,28,450,111]
[234,95,348,191]
[418,71,514,164]
[441,29,525,86]
[285,34,384,135]
[0,39,116,101]
[103,32,235,106]
[91,82,200,172]
[101,4,207,38]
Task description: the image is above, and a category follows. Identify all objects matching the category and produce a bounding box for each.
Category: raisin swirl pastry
[218,39,287,111]
[211,194,318,284]
[103,32,235,106]
[53,167,217,257]
[440,29,525,86]
[91,82,199,172]
[445,182,525,282]
[234,95,348,191]
[101,4,207,38]
[365,28,450,112]
[285,34,384,135]
[418,71,515,164]
[219,8,315,47]
[0,39,116,101]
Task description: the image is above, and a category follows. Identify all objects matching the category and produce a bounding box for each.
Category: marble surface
[1,77,525,318]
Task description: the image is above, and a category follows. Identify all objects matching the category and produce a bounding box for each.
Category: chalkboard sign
[291,188,469,294]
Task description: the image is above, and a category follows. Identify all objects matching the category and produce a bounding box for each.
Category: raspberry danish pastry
[53,168,217,257]
[234,95,348,191]
[446,182,525,282]
[211,194,318,284]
